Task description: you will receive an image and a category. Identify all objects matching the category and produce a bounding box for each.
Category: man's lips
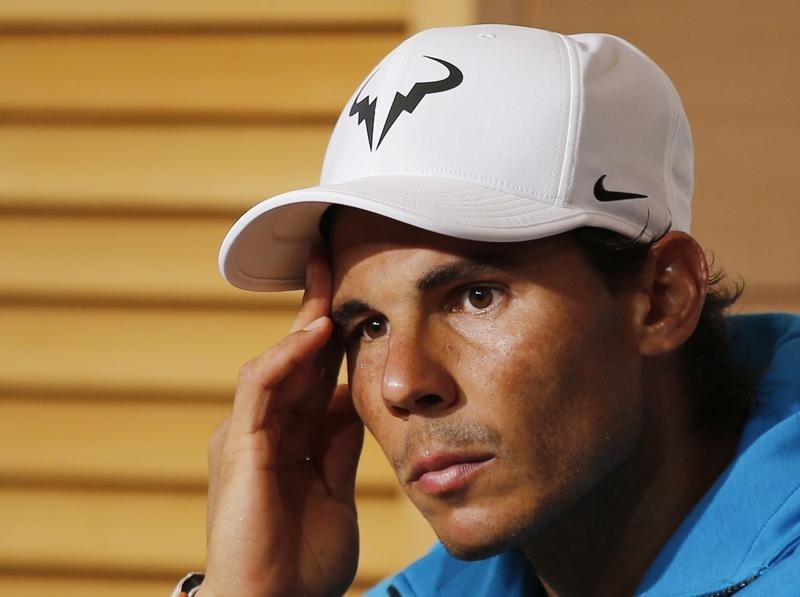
[406,451,495,495]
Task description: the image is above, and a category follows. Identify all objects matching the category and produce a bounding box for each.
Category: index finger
[290,244,333,334]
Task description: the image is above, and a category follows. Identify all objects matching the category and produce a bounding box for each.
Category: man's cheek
[348,363,386,430]
[348,379,406,473]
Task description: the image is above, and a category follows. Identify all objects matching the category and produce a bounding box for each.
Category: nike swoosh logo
[593,175,648,202]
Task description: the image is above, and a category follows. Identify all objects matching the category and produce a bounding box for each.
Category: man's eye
[360,316,389,340]
[455,286,501,312]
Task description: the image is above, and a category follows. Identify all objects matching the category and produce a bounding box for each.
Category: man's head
[217,25,747,558]
[322,207,714,558]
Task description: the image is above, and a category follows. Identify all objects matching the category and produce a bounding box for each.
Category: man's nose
[380,329,458,418]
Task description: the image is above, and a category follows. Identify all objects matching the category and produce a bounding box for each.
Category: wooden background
[1,1,797,595]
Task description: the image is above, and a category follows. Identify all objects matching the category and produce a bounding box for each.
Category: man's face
[329,210,646,559]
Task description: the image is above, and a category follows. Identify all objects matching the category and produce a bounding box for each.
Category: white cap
[220,24,693,291]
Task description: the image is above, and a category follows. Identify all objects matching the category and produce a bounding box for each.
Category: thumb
[316,384,364,506]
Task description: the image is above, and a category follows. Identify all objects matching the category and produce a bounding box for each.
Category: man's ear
[635,231,708,356]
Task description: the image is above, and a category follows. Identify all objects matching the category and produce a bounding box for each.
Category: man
[176,25,800,596]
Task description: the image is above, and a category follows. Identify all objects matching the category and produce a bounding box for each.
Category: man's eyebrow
[330,298,374,330]
[331,254,520,328]
[415,253,520,292]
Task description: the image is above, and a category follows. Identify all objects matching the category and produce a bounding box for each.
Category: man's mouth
[406,451,496,496]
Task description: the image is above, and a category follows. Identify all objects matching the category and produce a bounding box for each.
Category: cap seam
[663,80,683,230]
[320,183,551,215]
[556,32,581,209]
[350,167,559,202]
[549,32,568,202]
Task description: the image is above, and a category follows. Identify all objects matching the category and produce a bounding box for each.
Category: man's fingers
[290,245,333,334]
[227,317,333,441]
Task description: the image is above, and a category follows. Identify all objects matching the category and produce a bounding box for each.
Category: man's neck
[523,356,745,597]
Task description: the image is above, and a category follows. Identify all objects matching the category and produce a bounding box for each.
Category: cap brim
[219,175,624,291]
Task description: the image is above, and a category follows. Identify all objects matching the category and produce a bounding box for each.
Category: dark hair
[569,227,753,428]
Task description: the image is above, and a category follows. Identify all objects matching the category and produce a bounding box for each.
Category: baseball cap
[220,24,693,292]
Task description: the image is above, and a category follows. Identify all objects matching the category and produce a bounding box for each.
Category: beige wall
[1,1,797,595]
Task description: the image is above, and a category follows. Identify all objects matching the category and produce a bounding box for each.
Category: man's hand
[199,247,364,597]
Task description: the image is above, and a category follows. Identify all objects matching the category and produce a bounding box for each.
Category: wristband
[171,572,205,597]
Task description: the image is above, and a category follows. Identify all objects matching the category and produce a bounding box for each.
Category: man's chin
[429,512,533,561]
[437,535,517,561]
[419,493,561,562]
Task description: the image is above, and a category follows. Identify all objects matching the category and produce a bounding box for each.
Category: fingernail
[303,316,327,331]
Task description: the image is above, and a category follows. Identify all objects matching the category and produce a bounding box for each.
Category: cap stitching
[362,166,557,202]
[559,33,582,209]
[662,80,683,230]
[323,186,553,217]
[548,33,567,200]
